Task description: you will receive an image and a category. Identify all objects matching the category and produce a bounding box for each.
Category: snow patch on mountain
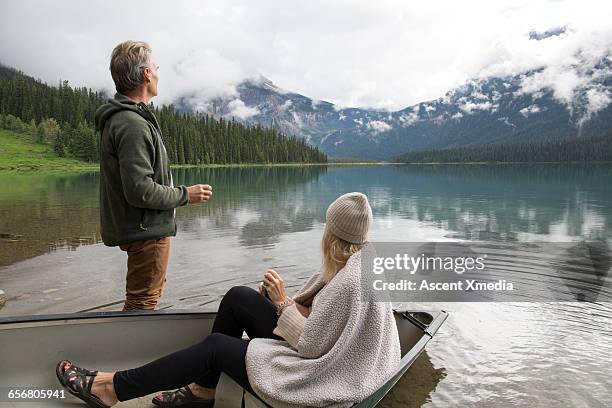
[399,107,420,126]
[459,100,499,114]
[520,104,541,117]
[529,26,567,41]
[498,116,516,128]
[366,120,392,133]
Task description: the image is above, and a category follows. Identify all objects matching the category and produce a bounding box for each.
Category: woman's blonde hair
[321,224,365,282]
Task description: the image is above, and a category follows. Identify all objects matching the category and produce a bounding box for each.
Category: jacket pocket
[139,209,149,231]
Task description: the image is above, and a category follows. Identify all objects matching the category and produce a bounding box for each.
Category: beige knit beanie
[326,192,373,244]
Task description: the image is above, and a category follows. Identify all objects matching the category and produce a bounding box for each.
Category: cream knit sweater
[245,250,401,408]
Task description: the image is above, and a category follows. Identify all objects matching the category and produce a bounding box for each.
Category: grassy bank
[0,128,379,173]
[0,129,98,172]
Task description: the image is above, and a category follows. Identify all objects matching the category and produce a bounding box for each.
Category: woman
[56,192,401,408]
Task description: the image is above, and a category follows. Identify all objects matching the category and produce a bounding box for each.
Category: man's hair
[109,41,152,93]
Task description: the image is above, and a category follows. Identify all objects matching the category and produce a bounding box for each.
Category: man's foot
[152,383,215,407]
[56,360,118,407]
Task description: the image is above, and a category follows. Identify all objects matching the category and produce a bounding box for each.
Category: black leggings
[113,286,281,401]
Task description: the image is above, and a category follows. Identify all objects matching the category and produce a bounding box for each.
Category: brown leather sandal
[55,360,109,408]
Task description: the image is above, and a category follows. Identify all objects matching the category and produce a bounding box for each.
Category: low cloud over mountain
[179,51,612,160]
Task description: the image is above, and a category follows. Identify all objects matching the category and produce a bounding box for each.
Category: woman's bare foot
[90,371,119,407]
[188,383,215,400]
[58,361,118,407]
[152,383,215,405]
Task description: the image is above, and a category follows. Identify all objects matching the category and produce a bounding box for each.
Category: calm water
[1,164,611,407]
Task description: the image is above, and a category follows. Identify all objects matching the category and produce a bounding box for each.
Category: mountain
[178,56,612,161]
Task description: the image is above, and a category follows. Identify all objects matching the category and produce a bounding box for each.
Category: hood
[95,93,158,132]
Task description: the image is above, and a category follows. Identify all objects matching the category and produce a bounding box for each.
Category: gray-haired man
[94,41,212,310]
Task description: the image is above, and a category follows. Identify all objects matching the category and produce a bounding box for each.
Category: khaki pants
[119,237,171,310]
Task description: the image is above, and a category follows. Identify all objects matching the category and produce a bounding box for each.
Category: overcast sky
[1,0,611,111]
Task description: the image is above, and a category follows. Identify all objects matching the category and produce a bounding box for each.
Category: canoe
[0,309,447,407]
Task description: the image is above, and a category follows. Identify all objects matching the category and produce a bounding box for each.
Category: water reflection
[0,166,329,265]
[172,166,329,247]
[557,240,612,302]
[379,351,446,408]
[387,164,612,242]
[2,164,611,267]
[0,172,101,267]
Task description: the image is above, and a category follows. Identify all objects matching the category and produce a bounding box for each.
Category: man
[94,40,212,311]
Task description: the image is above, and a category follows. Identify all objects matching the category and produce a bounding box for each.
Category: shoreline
[3,160,612,174]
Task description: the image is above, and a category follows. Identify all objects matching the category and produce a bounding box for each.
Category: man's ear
[143,67,151,83]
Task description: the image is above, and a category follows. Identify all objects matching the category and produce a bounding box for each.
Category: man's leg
[119,237,171,311]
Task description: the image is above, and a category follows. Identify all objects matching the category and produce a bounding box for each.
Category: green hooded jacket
[94,93,189,246]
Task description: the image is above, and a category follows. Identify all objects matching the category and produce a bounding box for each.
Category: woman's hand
[263,269,288,305]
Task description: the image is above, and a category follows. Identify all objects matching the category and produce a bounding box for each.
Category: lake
[1,164,611,407]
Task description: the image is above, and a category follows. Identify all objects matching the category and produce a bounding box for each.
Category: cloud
[515,52,612,122]
[279,99,293,112]
[227,99,259,119]
[0,0,611,114]
[580,87,611,125]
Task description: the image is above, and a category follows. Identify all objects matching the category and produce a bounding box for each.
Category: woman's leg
[113,286,278,401]
[113,333,253,401]
[211,285,281,339]
[192,285,281,388]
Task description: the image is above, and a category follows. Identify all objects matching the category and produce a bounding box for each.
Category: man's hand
[263,269,288,305]
[187,184,213,203]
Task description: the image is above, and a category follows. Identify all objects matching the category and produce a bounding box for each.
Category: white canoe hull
[0,309,447,407]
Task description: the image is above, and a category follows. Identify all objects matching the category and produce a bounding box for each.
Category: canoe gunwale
[0,309,217,326]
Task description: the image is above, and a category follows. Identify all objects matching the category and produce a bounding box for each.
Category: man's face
[144,57,159,97]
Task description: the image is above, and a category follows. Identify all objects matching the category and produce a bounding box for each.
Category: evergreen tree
[71,121,98,161]
[37,118,61,145]
[53,130,65,157]
[0,64,327,165]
